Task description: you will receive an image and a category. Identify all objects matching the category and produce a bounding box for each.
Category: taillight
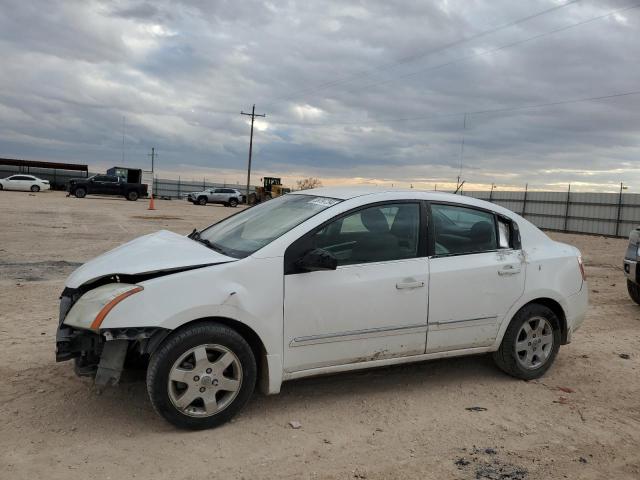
[577,255,586,281]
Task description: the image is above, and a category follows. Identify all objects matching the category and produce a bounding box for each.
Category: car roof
[290,186,482,204]
[291,185,540,223]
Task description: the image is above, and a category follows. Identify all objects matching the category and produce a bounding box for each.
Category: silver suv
[187,188,242,207]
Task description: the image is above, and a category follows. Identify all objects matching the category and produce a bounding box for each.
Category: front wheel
[197,196,207,206]
[74,188,86,198]
[493,304,561,380]
[628,280,640,305]
[228,198,238,207]
[31,185,41,192]
[146,323,256,430]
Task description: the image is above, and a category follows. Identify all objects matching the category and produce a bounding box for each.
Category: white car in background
[0,174,50,192]
[55,187,588,429]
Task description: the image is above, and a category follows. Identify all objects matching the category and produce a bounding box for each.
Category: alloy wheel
[167,344,242,417]
[514,316,554,370]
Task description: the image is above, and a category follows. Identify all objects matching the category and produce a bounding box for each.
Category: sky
[0,0,638,191]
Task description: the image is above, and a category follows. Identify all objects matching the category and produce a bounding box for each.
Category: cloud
[0,0,638,191]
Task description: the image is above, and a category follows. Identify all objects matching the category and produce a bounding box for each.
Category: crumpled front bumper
[55,288,168,386]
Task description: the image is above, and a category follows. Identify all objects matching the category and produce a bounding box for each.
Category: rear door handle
[498,264,521,276]
[396,281,425,289]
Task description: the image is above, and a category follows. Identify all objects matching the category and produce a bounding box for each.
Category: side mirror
[296,248,338,272]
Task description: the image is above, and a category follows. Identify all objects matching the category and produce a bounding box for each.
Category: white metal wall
[463,190,640,238]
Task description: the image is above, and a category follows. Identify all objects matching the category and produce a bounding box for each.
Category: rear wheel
[493,304,561,380]
[74,188,86,198]
[126,191,139,201]
[197,196,207,206]
[31,185,40,192]
[228,198,238,207]
[0,184,4,190]
[147,323,256,430]
[628,280,640,305]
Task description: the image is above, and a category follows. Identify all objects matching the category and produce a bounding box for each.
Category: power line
[262,0,582,108]
[271,89,640,128]
[335,2,640,96]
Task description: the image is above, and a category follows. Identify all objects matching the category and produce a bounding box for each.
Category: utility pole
[615,181,628,237]
[147,147,157,210]
[241,105,266,203]
[122,116,126,164]
[148,147,156,173]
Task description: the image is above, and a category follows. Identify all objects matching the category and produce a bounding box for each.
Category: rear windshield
[198,194,340,258]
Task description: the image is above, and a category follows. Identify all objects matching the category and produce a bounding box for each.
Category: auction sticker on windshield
[308,197,340,207]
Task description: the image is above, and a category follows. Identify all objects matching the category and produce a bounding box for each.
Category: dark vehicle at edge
[68,174,148,201]
[624,226,640,304]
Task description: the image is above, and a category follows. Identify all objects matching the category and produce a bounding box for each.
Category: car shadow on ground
[59,352,509,432]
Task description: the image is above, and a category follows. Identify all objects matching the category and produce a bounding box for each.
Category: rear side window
[432,204,497,256]
[498,219,510,248]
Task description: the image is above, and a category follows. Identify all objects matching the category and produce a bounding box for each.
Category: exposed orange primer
[90,286,143,330]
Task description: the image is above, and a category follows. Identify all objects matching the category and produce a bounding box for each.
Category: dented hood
[66,230,235,288]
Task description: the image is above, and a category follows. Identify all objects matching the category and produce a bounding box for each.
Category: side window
[312,203,420,266]
[432,204,497,256]
[93,175,107,182]
[498,218,510,248]
[214,189,224,193]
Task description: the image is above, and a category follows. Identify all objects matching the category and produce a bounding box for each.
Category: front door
[426,203,526,352]
[284,202,429,372]
[4,176,20,190]
[103,176,121,194]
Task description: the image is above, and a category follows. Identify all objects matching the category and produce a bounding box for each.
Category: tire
[228,198,238,207]
[74,188,86,199]
[628,280,640,305]
[0,184,3,190]
[127,191,139,201]
[493,303,561,380]
[31,185,40,192]
[146,323,256,430]
[197,196,207,206]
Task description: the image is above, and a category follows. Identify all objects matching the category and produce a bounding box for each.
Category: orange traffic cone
[148,194,156,210]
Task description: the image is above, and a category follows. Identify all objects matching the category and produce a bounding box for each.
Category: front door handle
[498,264,521,276]
[396,281,425,289]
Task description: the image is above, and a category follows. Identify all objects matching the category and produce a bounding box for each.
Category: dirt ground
[1,190,639,480]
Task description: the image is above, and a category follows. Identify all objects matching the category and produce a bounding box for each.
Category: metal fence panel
[463,190,638,238]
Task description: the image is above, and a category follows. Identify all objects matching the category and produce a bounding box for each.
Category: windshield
[197,194,341,258]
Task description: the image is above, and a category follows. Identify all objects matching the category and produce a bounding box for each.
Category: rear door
[426,203,525,352]
[12,175,32,191]
[283,202,429,372]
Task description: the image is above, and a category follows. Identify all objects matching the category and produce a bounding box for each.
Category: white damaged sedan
[56,187,588,429]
